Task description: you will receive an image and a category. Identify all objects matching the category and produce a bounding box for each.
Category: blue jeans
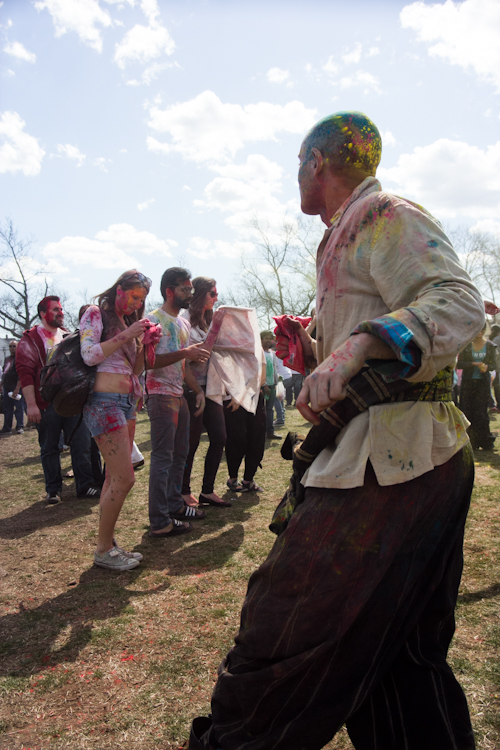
[265,385,276,435]
[2,389,24,431]
[274,395,285,423]
[284,373,303,405]
[147,394,189,531]
[37,403,94,495]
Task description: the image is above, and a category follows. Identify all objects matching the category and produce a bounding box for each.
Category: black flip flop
[149,520,192,537]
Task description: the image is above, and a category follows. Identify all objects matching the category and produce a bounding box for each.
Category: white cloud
[266,67,289,84]
[342,43,362,65]
[339,70,382,93]
[379,138,500,219]
[187,236,254,261]
[93,156,111,171]
[147,90,317,163]
[210,154,283,187]
[125,60,178,86]
[114,0,175,71]
[382,130,397,147]
[0,111,45,176]
[194,154,297,232]
[3,41,36,63]
[43,223,177,270]
[323,56,339,75]
[367,46,380,57]
[57,143,86,166]
[401,0,500,92]
[34,0,112,53]
[137,198,155,210]
[469,219,500,238]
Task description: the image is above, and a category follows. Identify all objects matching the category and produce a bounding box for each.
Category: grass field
[0,406,499,750]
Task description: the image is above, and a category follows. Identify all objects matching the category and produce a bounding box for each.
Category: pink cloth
[273,315,312,375]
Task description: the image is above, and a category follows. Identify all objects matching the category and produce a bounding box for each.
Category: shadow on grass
[457,582,500,604]
[7,454,42,468]
[0,566,170,676]
[473,448,500,470]
[0,496,100,540]
[165,523,246,576]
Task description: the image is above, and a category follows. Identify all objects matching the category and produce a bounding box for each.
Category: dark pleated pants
[206,446,475,750]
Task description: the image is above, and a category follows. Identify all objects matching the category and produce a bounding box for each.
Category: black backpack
[39,330,96,417]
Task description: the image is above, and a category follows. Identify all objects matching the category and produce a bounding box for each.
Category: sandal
[241,480,264,492]
[171,504,206,521]
[149,519,192,537]
[199,494,232,508]
[226,478,244,492]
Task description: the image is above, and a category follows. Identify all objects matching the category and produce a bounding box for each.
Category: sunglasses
[208,290,217,298]
[126,271,152,286]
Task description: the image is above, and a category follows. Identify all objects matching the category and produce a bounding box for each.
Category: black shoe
[77,486,101,499]
[0,429,12,436]
[267,433,283,440]
[46,492,61,505]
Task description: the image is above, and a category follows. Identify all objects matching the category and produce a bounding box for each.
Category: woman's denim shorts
[83,392,136,438]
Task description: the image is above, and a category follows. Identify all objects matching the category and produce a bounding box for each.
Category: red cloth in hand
[273,315,311,375]
[143,323,162,370]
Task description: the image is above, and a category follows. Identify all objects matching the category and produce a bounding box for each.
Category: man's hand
[27,403,41,424]
[275,318,316,368]
[194,389,205,417]
[296,333,395,425]
[184,342,210,363]
[484,300,500,316]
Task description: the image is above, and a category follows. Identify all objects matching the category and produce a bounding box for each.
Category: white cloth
[303,177,484,491]
[205,306,262,414]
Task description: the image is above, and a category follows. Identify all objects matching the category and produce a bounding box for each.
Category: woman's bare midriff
[94,371,133,394]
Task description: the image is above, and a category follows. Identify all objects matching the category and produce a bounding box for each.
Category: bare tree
[449,226,500,306]
[224,217,323,327]
[0,218,50,336]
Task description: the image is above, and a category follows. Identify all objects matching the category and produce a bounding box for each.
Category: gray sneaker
[112,539,143,561]
[94,547,140,571]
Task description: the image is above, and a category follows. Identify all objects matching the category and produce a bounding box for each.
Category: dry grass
[0,407,498,750]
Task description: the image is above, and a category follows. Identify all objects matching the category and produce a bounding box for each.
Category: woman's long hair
[93,269,151,327]
[188,276,216,332]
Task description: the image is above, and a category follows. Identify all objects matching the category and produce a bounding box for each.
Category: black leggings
[224,393,266,482]
[182,387,226,495]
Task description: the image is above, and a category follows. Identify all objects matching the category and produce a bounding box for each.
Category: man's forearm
[23,384,37,408]
[152,350,186,369]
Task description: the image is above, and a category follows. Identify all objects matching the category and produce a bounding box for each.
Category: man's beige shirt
[303,178,484,490]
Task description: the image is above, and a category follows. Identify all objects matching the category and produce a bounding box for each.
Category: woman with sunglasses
[181,277,230,508]
[80,270,161,570]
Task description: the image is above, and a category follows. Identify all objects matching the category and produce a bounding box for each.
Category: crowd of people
[1,269,304,572]
[0,109,496,749]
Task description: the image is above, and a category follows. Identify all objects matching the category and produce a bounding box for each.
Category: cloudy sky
[1,0,499,310]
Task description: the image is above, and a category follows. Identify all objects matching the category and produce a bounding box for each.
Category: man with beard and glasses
[16,295,97,505]
[145,268,209,539]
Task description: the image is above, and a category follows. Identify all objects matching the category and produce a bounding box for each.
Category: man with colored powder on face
[16,296,97,505]
[187,113,483,750]
[146,268,209,538]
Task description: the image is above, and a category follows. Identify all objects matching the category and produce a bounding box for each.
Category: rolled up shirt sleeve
[366,200,485,382]
[80,306,106,366]
[351,317,421,381]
